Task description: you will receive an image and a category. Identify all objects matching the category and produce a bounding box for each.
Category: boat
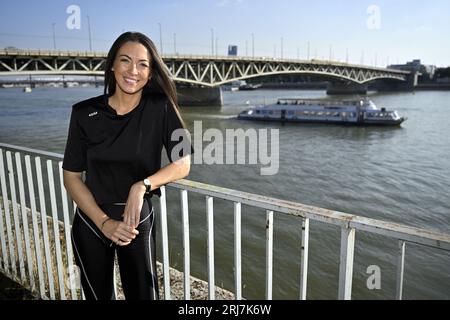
[237,98,407,126]
[23,87,32,93]
[239,83,262,90]
[222,80,243,92]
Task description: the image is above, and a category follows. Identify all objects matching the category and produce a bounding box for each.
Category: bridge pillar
[377,71,419,92]
[177,85,223,106]
[326,81,368,95]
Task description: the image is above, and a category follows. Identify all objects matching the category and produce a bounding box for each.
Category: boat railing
[277,99,366,106]
[0,142,449,300]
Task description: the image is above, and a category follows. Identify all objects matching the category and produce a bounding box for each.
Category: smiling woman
[62,32,193,300]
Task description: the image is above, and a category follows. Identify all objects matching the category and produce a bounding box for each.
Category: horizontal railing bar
[169,180,450,251]
[349,220,450,251]
[169,180,354,226]
[0,143,62,160]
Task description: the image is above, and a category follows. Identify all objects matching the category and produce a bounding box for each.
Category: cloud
[217,0,243,7]
[415,25,432,32]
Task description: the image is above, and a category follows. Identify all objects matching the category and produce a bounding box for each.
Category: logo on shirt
[88,111,98,117]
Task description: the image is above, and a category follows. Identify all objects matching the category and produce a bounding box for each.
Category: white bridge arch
[0,49,410,87]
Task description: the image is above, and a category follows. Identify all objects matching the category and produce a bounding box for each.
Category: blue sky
[1,0,449,66]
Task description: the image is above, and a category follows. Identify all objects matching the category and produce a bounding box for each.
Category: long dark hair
[104,31,183,121]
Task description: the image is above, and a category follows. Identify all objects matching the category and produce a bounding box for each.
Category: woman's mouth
[123,77,138,84]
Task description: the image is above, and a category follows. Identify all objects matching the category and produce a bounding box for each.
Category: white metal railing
[0,142,449,300]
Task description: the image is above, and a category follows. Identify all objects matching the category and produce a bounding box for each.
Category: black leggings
[71,198,158,300]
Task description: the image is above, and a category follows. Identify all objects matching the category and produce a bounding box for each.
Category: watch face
[143,179,151,193]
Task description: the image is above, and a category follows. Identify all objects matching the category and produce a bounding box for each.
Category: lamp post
[251,33,254,58]
[158,23,163,54]
[87,15,92,52]
[52,23,56,50]
[173,33,177,55]
[280,37,283,59]
[307,41,310,60]
[215,37,218,57]
[211,28,214,56]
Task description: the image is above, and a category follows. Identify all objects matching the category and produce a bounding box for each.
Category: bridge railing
[0,49,107,58]
[0,143,449,300]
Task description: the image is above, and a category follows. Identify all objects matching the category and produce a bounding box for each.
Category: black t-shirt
[62,91,191,205]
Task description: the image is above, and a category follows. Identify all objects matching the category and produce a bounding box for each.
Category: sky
[0,0,449,67]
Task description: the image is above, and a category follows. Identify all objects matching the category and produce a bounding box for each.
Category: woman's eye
[120,58,130,63]
[140,64,149,68]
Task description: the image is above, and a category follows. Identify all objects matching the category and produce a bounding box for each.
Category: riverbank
[0,198,235,300]
[0,262,235,300]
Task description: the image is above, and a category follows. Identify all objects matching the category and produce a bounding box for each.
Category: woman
[63,31,192,300]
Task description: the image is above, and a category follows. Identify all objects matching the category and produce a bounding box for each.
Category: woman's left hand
[123,181,147,229]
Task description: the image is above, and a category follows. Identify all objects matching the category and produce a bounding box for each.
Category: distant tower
[228,45,238,56]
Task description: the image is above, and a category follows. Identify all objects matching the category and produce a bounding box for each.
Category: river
[0,87,449,299]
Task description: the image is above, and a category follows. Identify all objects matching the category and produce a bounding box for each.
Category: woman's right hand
[101,219,139,246]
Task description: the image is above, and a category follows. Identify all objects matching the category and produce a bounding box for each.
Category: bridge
[0,49,415,105]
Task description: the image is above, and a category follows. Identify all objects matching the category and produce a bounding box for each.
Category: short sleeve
[162,101,193,162]
[62,106,87,172]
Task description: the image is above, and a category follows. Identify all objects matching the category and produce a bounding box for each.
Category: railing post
[35,157,55,299]
[25,155,46,298]
[6,151,27,283]
[0,199,7,272]
[396,240,406,300]
[206,196,215,300]
[234,202,242,300]
[0,149,14,277]
[46,160,66,299]
[299,218,310,300]
[159,186,171,300]
[15,152,36,292]
[265,210,274,300]
[180,189,190,300]
[58,162,78,300]
[338,226,355,300]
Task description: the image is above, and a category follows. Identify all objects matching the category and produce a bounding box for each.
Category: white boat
[23,87,32,93]
[238,98,407,126]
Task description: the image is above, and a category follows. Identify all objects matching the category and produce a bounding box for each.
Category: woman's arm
[63,170,108,229]
[63,170,138,245]
[123,155,191,228]
[148,154,191,190]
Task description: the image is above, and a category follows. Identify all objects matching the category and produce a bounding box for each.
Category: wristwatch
[143,178,151,194]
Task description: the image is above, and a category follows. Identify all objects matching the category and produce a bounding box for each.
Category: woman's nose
[128,63,139,74]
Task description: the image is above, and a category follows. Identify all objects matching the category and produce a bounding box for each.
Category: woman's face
[112,41,151,95]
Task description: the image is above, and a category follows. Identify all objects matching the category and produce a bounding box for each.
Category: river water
[0,87,449,299]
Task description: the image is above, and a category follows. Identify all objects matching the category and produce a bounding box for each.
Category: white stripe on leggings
[76,208,104,242]
[138,207,153,225]
[71,228,98,300]
[148,209,157,299]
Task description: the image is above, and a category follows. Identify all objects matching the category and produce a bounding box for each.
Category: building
[389,59,437,81]
[228,45,238,56]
